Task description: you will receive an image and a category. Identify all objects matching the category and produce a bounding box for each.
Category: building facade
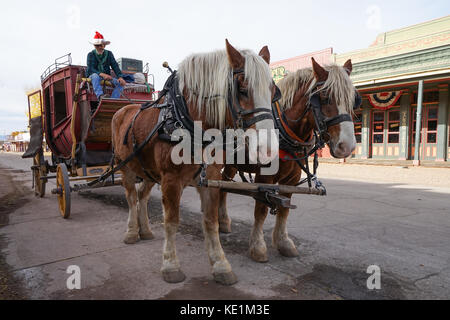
[335,15,450,163]
[270,15,450,163]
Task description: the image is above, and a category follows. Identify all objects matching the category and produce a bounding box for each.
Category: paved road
[0,152,449,299]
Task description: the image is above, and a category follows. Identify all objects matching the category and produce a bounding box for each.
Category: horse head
[310,58,358,158]
[178,40,279,165]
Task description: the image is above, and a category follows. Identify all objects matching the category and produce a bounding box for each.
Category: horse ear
[343,59,352,75]
[311,57,328,82]
[225,39,245,69]
[259,45,270,65]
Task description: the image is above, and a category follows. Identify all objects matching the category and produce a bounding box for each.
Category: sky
[0,0,449,135]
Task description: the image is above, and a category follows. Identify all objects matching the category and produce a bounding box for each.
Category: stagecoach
[23,53,155,218]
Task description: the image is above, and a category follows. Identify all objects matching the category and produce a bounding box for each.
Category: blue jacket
[86,50,123,78]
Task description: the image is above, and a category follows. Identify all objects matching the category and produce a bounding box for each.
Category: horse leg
[137,180,155,240]
[218,190,232,233]
[160,174,185,283]
[249,201,269,262]
[197,167,237,285]
[248,174,273,262]
[122,167,140,244]
[218,166,237,233]
[272,198,299,257]
[272,171,300,257]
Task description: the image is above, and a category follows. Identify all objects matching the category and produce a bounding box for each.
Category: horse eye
[239,89,248,97]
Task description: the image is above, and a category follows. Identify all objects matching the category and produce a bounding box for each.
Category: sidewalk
[316,162,450,189]
[320,157,450,168]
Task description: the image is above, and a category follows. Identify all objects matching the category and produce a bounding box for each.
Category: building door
[371,108,401,158]
[410,105,438,160]
[423,105,438,160]
[352,111,362,158]
[371,111,385,158]
[386,109,401,158]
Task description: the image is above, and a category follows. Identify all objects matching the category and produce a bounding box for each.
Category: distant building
[270,15,450,163]
[270,48,333,83]
[335,15,450,163]
[4,132,30,152]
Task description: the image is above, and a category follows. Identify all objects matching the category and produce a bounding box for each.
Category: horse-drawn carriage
[23,53,155,218]
[23,41,359,285]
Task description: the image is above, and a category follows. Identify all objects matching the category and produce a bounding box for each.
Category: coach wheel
[56,163,71,219]
[33,151,47,197]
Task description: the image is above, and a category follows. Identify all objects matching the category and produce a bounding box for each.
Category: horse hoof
[123,234,140,244]
[214,271,238,286]
[162,270,186,283]
[249,244,268,263]
[219,223,232,234]
[278,243,299,258]
[139,232,154,240]
[249,250,268,263]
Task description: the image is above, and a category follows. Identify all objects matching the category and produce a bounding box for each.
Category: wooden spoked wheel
[56,163,71,219]
[33,151,47,197]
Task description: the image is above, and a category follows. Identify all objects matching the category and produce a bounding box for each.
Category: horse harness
[270,81,362,191]
[88,67,274,187]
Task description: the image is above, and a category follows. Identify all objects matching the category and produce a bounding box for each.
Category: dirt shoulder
[0,167,28,300]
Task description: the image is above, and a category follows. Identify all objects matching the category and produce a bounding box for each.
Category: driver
[86,31,126,100]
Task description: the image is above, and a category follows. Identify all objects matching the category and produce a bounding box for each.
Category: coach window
[388,110,400,143]
[372,111,384,143]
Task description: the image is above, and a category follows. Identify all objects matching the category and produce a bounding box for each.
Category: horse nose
[336,142,355,157]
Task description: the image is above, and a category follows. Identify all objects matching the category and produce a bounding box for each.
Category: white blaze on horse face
[253,95,279,165]
[331,106,356,158]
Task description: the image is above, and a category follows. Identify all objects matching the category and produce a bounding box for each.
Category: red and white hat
[90,31,110,46]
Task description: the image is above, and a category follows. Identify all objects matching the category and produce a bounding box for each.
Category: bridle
[285,81,362,148]
[226,68,274,130]
[272,81,362,190]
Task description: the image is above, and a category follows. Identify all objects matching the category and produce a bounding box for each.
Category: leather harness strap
[274,101,313,145]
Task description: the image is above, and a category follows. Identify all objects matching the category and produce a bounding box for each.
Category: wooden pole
[70,74,81,161]
[206,180,325,196]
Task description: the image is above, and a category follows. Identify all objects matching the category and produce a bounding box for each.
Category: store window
[372,111,384,143]
[427,107,438,143]
[354,112,362,143]
[388,110,400,143]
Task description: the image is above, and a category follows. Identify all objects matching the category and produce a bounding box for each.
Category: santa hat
[90,31,110,45]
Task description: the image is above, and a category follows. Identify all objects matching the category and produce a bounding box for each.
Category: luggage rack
[41,53,72,81]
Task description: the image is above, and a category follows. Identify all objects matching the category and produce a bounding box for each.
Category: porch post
[413,80,424,165]
[436,84,448,162]
[361,98,370,159]
[398,91,410,160]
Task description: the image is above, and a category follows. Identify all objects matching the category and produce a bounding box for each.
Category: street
[0,152,449,299]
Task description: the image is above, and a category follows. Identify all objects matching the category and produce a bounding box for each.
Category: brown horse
[111,40,279,285]
[219,58,358,262]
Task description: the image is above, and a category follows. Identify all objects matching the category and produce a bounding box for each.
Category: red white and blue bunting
[368,91,402,110]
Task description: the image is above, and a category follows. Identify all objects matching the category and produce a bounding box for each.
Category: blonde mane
[277,64,356,114]
[178,49,273,129]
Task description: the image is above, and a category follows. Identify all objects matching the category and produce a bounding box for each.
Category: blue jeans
[89,73,123,99]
